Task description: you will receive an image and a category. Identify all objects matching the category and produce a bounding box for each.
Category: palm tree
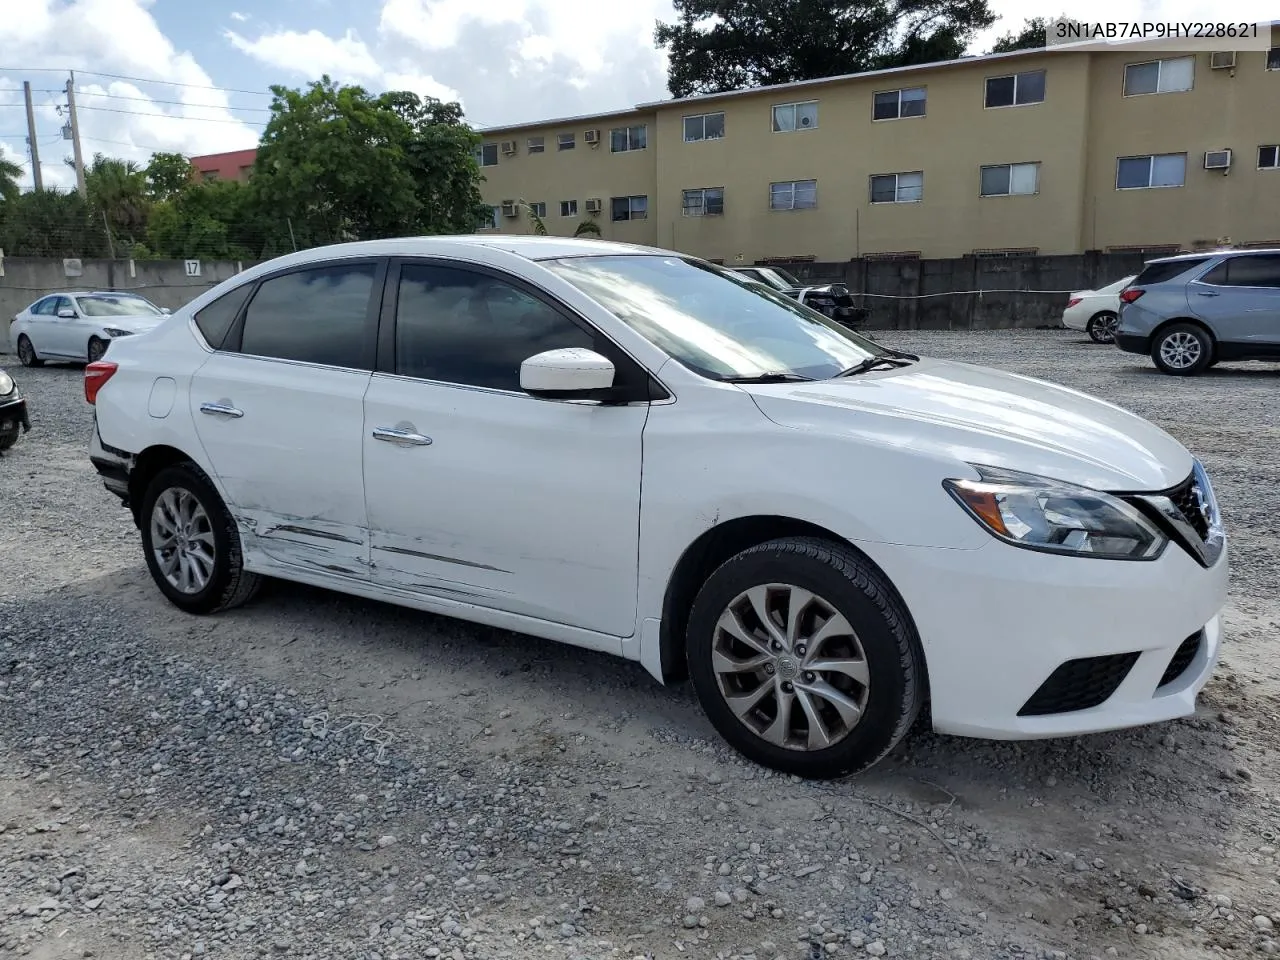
[83,153,150,245]
[573,218,602,238]
[0,156,23,202]
[519,198,548,236]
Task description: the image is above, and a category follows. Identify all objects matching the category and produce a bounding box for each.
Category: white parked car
[85,238,1227,779]
[11,291,170,366]
[1061,275,1136,344]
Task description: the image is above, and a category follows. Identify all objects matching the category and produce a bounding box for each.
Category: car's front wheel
[140,462,262,614]
[1086,311,1119,344]
[16,335,43,368]
[1152,323,1213,376]
[87,336,108,363]
[686,537,924,779]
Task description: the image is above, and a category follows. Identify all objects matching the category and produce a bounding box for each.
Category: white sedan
[10,291,170,366]
[1061,275,1135,344]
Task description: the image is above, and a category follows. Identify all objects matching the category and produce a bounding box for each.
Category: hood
[742,358,1192,492]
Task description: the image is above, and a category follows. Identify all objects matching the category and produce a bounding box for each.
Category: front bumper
[0,396,30,441]
[867,535,1228,740]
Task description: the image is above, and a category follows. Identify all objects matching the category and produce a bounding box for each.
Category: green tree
[0,188,108,258]
[988,16,1052,52]
[147,179,260,260]
[573,219,602,238]
[144,151,194,201]
[655,0,996,97]
[0,156,21,202]
[81,153,150,249]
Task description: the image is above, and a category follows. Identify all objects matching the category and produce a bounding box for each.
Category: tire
[1086,311,1119,344]
[16,335,44,368]
[1151,323,1213,376]
[87,336,108,363]
[686,536,924,779]
[0,434,16,453]
[139,462,262,614]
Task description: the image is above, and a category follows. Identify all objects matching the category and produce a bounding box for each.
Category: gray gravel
[2,330,1278,960]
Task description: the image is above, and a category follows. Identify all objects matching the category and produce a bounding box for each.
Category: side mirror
[520,348,615,401]
[57,308,76,319]
[160,307,171,315]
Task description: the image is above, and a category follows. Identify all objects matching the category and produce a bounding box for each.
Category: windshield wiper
[879,346,920,361]
[720,372,816,384]
[833,355,914,378]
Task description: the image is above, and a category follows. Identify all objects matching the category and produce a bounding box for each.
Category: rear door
[1188,254,1280,347]
[188,259,384,577]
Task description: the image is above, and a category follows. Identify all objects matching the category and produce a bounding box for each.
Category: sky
[0,0,1275,192]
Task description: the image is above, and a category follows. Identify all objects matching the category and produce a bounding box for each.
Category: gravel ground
[1,329,1278,960]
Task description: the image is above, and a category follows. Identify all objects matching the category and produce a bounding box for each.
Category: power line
[76,105,266,126]
[74,90,273,113]
[0,65,272,97]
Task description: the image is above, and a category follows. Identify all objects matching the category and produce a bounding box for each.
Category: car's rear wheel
[1086,311,1119,344]
[139,462,262,614]
[87,336,108,363]
[686,537,924,779]
[1152,323,1213,376]
[16,335,43,368]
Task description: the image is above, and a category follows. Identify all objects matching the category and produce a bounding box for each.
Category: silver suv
[1114,249,1280,375]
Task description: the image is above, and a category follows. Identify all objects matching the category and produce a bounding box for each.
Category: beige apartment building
[474,43,1280,262]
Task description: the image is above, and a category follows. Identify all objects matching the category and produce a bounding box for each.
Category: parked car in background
[727,266,864,324]
[86,237,1227,779]
[0,367,30,453]
[1061,274,1135,344]
[11,291,170,366]
[1115,249,1280,375]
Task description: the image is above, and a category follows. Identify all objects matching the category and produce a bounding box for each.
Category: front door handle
[1196,290,1220,297]
[200,402,244,418]
[372,426,432,446]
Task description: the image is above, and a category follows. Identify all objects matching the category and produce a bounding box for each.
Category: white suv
[87,237,1228,779]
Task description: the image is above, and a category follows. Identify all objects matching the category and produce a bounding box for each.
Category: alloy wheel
[1090,313,1118,344]
[17,337,34,366]
[1159,331,1203,370]
[150,487,216,594]
[712,583,870,751]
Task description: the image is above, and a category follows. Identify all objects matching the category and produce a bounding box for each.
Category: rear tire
[139,462,262,614]
[1151,323,1213,376]
[16,335,43,368]
[1086,311,1118,344]
[686,536,924,779]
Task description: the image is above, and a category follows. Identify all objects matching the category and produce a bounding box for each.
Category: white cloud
[225,28,383,81]
[230,10,248,22]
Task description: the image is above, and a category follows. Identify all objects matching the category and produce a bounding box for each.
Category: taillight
[1119,288,1145,304]
[84,361,118,405]
[1066,297,1082,308]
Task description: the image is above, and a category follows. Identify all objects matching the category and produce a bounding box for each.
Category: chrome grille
[1168,475,1210,541]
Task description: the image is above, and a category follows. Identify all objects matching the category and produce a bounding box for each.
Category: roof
[1149,247,1280,262]
[475,107,650,137]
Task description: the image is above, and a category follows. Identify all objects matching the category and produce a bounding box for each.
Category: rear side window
[240,263,376,368]
[32,298,57,316]
[194,285,254,349]
[1133,257,1211,286]
[1200,254,1280,288]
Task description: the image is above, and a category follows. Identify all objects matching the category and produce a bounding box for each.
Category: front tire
[686,537,924,779]
[87,336,108,362]
[1152,323,1213,376]
[1086,311,1118,344]
[16,335,43,368]
[139,462,262,614]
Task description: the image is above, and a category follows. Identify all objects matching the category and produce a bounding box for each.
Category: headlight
[943,465,1168,560]
[0,372,13,396]
[103,328,135,338]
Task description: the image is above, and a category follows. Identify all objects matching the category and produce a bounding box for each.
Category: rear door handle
[372,426,432,446]
[200,402,244,418]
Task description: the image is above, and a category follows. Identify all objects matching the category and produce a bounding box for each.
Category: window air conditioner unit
[1210,51,1237,69]
[501,201,519,218]
[584,129,601,145]
[1204,149,1232,170]
[500,140,518,155]
[584,197,603,214]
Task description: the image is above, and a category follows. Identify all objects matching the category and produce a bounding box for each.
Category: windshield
[75,295,163,317]
[765,267,801,287]
[543,255,883,381]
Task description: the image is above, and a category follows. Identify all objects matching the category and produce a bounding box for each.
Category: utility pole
[23,81,43,191]
[66,71,86,197]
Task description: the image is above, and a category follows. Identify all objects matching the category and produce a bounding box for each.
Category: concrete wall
[1,258,253,351]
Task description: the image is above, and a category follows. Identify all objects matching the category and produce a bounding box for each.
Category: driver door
[29,296,72,356]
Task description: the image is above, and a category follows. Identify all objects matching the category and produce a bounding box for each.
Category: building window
[238,165,253,179]
[1123,57,1194,96]
[683,112,725,142]
[682,187,724,217]
[1116,153,1187,189]
[1259,145,1280,169]
[772,101,819,132]
[769,180,817,210]
[560,200,578,217]
[557,133,576,151]
[478,206,500,230]
[869,171,924,203]
[1266,46,1279,69]
[527,202,547,218]
[527,136,545,154]
[873,87,926,120]
[476,143,499,167]
[980,162,1040,196]
[610,125,647,153]
[202,171,218,182]
[610,195,648,221]
[984,70,1046,108]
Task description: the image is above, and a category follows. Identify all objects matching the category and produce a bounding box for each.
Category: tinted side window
[394,264,594,391]
[240,263,376,367]
[194,284,254,350]
[1134,257,1211,286]
[1224,254,1280,288]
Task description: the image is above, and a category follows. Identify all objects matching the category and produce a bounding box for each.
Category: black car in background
[727,266,866,325]
[0,367,31,453]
